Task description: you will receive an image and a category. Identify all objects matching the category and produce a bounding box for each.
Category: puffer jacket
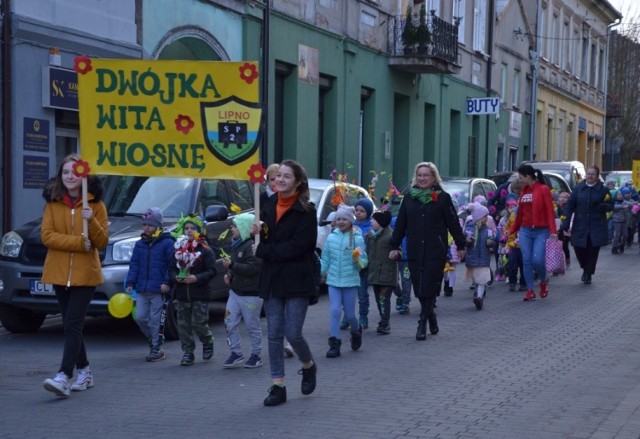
[464,222,492,268]
[321,227,368,288]
[41,179,109,287]
[561,181,613,248]
[366,227,397,287]
[125,232,175,294]
[228,238,262,296]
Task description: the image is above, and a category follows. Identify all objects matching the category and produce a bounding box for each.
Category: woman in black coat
[390,162,466,341]
[560,166,613,284]
[252,160,318,407]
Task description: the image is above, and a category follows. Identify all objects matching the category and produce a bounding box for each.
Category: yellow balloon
[108,293,133,318]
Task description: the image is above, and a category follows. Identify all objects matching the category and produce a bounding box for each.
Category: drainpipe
[260,0,270,166]
[529,0,542,161]
[603,19,620,172]
[1,0,12,234]
[483,0,495,177]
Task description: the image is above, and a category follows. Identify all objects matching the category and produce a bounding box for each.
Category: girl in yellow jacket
[42,154,109,398]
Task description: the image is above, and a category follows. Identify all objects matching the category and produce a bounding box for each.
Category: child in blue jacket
[126,207,176,361]
[321,204,368,358]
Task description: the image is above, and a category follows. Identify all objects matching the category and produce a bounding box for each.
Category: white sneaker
[43,372,71,397]
[71,367,94,391]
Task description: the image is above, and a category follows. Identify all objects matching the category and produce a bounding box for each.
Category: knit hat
[326,211,337,223]
[505,198,517,208]
[183,214,204,233]
[334,204,356,223]
[233,212,255,241]
[473,195,488,205]
[469,202,489,222]
[141,207,163,228]
[620,186,631,196]
[354,198,374,218]
[371,210,392,228]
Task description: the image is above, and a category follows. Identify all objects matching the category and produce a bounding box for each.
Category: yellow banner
[77,58,261,179]
[633,160,640,189]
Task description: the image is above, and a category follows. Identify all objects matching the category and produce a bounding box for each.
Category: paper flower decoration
[174,235,202,279]
[632,204,640,214]
[239,62,259,84]
[247,163,266,184]
[352,247,366,269]
[230,203,242,215]
[72,160,91,178]
[175,114,195,134]
[74,55,92,75]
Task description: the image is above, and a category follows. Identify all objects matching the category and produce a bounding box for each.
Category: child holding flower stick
[170,214,217,366]
[320,204,368,358]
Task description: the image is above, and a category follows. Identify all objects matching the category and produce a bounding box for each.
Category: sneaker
[222,352,245,368]
[283,343,295,358]
[339,318,349,330]
[539,282,549,299]
[376,323,391,335]
[146,347,165,362]
[358,315,368,330]
[180,352,195,366]
[473,296,483,310]
[395,298,403,311]
[43,372,70,398]
[523,289,536,301]
[264,385,287,406]
[299,362,317,395]
[398,304,410,314]
[71,367,94,391]
[244,354,263,368]
[202,341,214,361]
[350,325,363,350]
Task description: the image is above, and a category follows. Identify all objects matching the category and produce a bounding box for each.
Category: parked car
[522,160,586,190]
[308,178,373,252]
[489,171,572,195]
[386,177,497,216]
[602,170,632,187]
[0,175,257,338]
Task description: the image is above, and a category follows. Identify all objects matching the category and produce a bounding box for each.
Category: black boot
[443,281,453,297]
[350,326,363,351]
[416,315,427,341]
[427,311,439,335]
[326,337,341,358]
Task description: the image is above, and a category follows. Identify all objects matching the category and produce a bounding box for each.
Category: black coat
[390,184,466,298]
[561,181,613,248]
[255,195,318,299]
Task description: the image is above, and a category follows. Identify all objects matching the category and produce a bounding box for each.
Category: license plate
[30,280,55,296]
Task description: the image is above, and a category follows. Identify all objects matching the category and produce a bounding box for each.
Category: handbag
[545,238,565,275]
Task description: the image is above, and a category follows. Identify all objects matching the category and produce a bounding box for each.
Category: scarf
[409,187,440,205]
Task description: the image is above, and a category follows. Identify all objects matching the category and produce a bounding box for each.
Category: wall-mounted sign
[298,44,319,85]
[23,155,50,188]
[23,117,50,152]
[466,97,500,115]
[509,111,522,139]
[42,66,78,111]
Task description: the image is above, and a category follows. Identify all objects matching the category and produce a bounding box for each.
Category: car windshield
[442,180,470,208]
[101,176,198,218]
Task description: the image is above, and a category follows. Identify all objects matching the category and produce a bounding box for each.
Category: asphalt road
[1,246,640,439]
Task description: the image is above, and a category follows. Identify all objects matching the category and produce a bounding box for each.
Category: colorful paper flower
[72,160,91,178]
[247,163,266,184]
[352,248,366,269]
[431,191,439,202]
[175,114,195,134]
[487,191,495,199]
[500,189,508,197]
[74,55,92,75]
[230,203,242,215]
[239,62,259,84]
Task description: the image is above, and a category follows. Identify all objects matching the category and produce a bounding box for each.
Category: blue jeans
[134,292,165,347]
[329,286,359,337]
[518,227,549,289]
[263,297,313,380]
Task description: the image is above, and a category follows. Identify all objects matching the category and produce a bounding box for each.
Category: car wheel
[0,303,46,333]
[162,299,180,341]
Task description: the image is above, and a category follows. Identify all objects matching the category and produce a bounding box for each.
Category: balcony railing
[388,12,460,75]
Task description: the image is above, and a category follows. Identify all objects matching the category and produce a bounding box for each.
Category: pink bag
[545,239,565,275]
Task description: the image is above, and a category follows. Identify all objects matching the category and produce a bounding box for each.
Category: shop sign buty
[466,97,500,115]
[77,59,261,178]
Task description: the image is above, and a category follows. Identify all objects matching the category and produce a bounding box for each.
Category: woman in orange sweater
[41,154,109,398]
[509,164,557,301]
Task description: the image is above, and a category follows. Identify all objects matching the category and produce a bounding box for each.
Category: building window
[500,63,508,102]
[590,42,597,86]
[598,47,605,90]
[512,69,520,108]
[473,0,487,53]
[551,14,559,65]
[454,0,466,44]
[581,31,589,80]
[429,0,441,17]
[571,27,579,75]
